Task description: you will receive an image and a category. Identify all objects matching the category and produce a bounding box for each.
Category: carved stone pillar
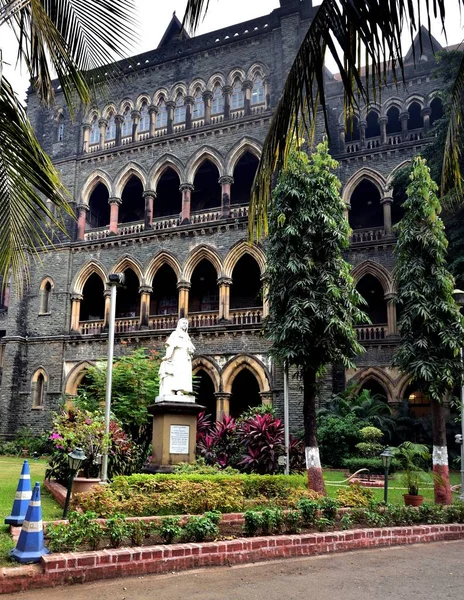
[143,190,156,229]
[185,95,194,130]
[203,90,212,125]
[177,281,191,318]
[82,123,91,153]
[379,116,388,145]
[131,110,140,143]
[98,118,107,150]
[338,125,345,153]
[385,291,398,336]
[218,277,233,321]
[115,114,124,146]
[166,100,175,134]
[108,197,122,235]
[381,195,393,234]
[148,104,158,137]
[263,76,270,110]
[70,293,83,332]
[242,80,253,116]
[260,391,273,406]
[76,204,89,241]
[343,201,351,223]
[180,183,194,224]
[223,85,232,120]
[139,285,152,329]
[219,176,233,219]
[422,107,431,133]
[359,120,367,148]
[400,111,409,141]
[261,273,269,318]
[103,289,111,329]
[215,392,232,420]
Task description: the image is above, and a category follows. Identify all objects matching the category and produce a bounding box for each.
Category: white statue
[158,318,195,401]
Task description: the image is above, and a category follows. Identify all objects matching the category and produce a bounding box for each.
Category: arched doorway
[407,102,423,130]
[232,152,259,205]
[365,111,380,138]
[80,273,105,321]
[350,180,383,230]
[230,255,261,309]
[155,168,182,218]
[386,107,402,135]
[194,369,217,420]
[359,378,388,402]
[189,259,219,313]
[191,160,221,212]
[116,268,140,318]
[356,274,387,324]
[230,368,261,419]
[150,264,178,316]
[120,176,145,223]
[88,183,110,228]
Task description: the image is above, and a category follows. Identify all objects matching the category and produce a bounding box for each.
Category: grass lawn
[0,457,61,566]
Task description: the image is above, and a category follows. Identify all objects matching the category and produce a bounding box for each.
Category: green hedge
[342,457,402,475]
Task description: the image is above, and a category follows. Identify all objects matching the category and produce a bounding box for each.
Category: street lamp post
[101,273,125,484]
[63,447,87,519]
[380,448,393,504]
[452,289,464,502]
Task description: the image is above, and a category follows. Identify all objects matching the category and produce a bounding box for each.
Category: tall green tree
[393,156,464,504]
[264,141,366,492]
[0,0,137,289]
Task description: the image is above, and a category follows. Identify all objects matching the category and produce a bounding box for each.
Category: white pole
[460,348,464,501]
[283,362,290,476]
[101,282,117,483]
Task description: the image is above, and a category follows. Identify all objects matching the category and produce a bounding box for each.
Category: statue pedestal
[144,399,205,474]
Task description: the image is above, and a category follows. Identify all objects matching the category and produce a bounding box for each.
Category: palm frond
[0,76,72,293]
[181,0,210,35]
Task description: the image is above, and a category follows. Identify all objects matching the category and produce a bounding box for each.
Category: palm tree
[182,0,464,237]
[0,0,138,291]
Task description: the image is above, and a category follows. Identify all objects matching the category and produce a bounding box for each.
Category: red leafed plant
[237,413,285,474]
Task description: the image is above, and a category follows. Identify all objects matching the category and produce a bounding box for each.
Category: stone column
[180,183,194,224]
[103,289,111,329]
[76,203,89,241]
[98,118,107,150]
[359,120,367,148]
[400,111,409,141]
[139,285,152,329]
[242,80,253,116]
[82,123,90,153]
[166,100,175,134]
[261,273,269,318]
[203,90,212,125]
[223,85,232,120]
[337,125,345,153]
[218,277,233,321]
[343,201,351,223]
[381,195,393,234]
[422,107,431,133]
[260,391,273,407]
[143,190,156,229]
[115,114,124,146]
[219,176,233,219]
[108,197,122,235]
[185,95,194,130]
[215,392,231,420]
[177,281,191,318]
[264,76,270,110]
[385,291,398,336]
[70,293,83,332]
[131,109,140,143]
[148,104,158,137]
[379,116,388,145]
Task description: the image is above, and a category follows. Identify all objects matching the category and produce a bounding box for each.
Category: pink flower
[85,419,92,425]
[49,433,62,440]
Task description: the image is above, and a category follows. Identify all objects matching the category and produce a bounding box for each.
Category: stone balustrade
[118,221,145,236]
[188,312,219,328]
[350,227,386,244]
[114,318,139,333]
[80,320,104,335]
[355,324,387,342]
[149,314,179,330]
[230,308,262,325]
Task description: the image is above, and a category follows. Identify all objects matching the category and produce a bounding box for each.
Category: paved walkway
[4,540,464,599]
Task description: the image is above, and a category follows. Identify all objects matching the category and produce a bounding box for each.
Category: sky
[0,0,463,102]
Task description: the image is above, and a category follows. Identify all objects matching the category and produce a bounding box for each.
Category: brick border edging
[2,524,464,595]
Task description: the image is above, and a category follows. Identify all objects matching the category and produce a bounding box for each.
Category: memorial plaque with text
[169,425,190,454]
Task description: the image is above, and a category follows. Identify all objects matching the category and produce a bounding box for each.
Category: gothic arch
[405,94,425,110]
[342,168,387,203]
[188,78,207,96]
[85,106,100,121]
[110,255,144,285]
[352,260,395,294]
[113,163,147,197]
[207,72,226,89]
[338,109,360,126]
[397,374,415,400]
[183,245,223,282]
[31,367,48,385]
[102,103,117,119]
[149,154,185,189]
[223,241,266,278]
[136,94,151,109]
[145,251,182,283]
[40,276,54,291]
[192,355,221,392]
[185,146,225,183]
[31,367,48,408]
[119,97,135,113]
[349,367,394,402]
[382,96,403,115]
[361,103,381,120]
[65,360,95,396]
[426,89,443,106]
[221,354,271,394]
[153,88,169,105]
[247,62,269,80]
[225,137,262,176]
[169,82,188,101]
[80,169,113,204]
[386,160,412,187]
[227,67,246,85]
[72,260,108,295]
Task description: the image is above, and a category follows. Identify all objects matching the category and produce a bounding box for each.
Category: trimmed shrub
[336,483,375,507]
[342,457,401,475]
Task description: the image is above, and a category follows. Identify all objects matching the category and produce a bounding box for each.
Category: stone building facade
[0,0,447,437]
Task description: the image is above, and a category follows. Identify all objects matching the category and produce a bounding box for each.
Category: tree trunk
[431,398,452,504]
[303,366,326,494]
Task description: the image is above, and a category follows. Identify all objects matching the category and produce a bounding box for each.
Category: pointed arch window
[156,101,168,128]
[39,280,52,314]
[89,117,100,145]
[212,85,224,115]
[121,107,132,137]
[139,103,150,132]
[32,372,46,408]
[193,90,205,119]
[106,113,116,140]
[174,95,186,123]
[251,76,265,105]
[57,120,64,142]
[231,81,244,110]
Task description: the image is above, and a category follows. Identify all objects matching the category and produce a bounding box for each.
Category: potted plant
[393,441,432,506]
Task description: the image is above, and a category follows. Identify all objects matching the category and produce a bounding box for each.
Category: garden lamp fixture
[63,447,87,519]
[453,289,464,502]
[380,447,393,504]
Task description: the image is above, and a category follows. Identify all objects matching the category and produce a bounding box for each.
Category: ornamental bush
[342,456,401,475]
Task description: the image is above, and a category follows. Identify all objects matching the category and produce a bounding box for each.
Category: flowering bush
[45,407,136,484]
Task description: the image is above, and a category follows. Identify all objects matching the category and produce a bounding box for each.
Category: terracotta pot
[72,477,101,495]
[403,494,424,507]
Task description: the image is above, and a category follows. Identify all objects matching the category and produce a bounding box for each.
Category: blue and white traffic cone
[5,460,32,526]
[11,482,49,564]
